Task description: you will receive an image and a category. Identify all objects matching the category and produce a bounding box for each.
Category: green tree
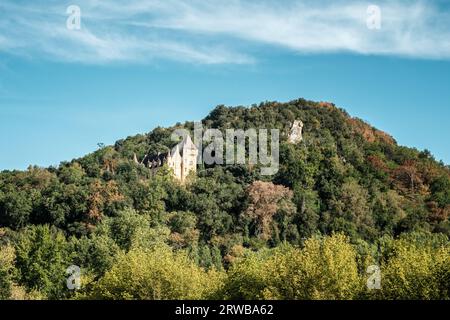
[0,245,15,299]
[222,234,362,300]
[377,235,450,300]
[14,225,72,299]
[0,190,33,229]
[70,234,120,277]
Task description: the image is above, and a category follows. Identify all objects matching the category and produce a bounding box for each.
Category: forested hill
[1,98,449,299]
[2,98,448,239]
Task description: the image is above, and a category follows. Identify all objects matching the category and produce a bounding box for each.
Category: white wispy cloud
[0,0,449,64]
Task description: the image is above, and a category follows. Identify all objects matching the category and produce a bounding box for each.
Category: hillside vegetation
[1,98,449,300]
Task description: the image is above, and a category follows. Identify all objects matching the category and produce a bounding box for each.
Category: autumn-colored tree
[393,160,423,193]
[367,155,389,176]
[243,181,295,240]
[87,180,124,224]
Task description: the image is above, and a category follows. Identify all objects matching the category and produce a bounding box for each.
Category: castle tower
[179,134,198,182]
[166,134,198,183]
[138,133,198,183]
[168,144,183,181]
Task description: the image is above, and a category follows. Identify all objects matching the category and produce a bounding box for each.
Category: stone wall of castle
[136,134,198,183]
[166,135,198,183]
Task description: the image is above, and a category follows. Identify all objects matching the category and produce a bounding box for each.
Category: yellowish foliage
[86,244,224,300]
[380,239,450,300]
[223,234,363,300]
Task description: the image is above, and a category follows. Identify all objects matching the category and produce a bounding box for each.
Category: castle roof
[141,152,169,168]
[176,134,197,156]
[141,134,197,168]
[170,144,180,158]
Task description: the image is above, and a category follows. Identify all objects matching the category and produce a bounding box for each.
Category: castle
[136,135,198,183]
[135,120,302,182]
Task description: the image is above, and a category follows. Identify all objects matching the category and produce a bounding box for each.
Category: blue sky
[1,0,450,170]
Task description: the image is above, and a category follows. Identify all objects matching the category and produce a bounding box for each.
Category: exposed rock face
[288,120,304,144]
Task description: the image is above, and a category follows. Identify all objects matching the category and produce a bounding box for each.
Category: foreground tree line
[1,99,449,300]
[1,227,449,300]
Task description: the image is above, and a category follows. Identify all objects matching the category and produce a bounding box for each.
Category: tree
[85,244,223,300]
[188,169,244,241]
[377,234,450,300]
[167,211,199,250]
[0,244,40,300]
[129,178,167,215]
[0,190,33,229]
[427,175,450,224]
[430,175,450,207]
[293,188,320,239]
[70,234,120,277]
[14,225,72,299]
[222,234,362,300]
[220,248,273,300]
[393,160,423,193]
[372,190,406,235]
[103,209,151,251]
[288,234,362,299]
[331,179,375,239]
[243,181,295,241]
[58,163,85,184]
[0,245,15,299]
[86,179,124,224]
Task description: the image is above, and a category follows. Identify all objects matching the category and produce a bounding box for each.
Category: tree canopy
[0,98,448,300]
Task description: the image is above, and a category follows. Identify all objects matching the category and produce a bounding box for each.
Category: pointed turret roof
[176,134,197,156]
[170,144,181,158]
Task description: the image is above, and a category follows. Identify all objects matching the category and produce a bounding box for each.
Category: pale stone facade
[167,135,198,182]
[138,135,198,183]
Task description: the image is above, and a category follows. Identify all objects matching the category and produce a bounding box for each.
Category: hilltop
[1,98,449,240]
[1,98,449,300]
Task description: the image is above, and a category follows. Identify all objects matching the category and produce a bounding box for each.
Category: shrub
[85,244,223,300]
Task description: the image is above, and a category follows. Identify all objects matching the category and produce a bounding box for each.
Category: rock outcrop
[288,120,304,144]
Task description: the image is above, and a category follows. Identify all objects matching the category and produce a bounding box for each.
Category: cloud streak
[0,0,449,64]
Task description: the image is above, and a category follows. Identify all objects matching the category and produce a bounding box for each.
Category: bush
[0,245,15,299]
[13,225,71,299]
[222,234,363,300]
[378,236,450,300]
[287,234,362,299]
[84,244,223,300]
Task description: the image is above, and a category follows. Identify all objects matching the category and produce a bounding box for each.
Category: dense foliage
[0,99,449,300]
